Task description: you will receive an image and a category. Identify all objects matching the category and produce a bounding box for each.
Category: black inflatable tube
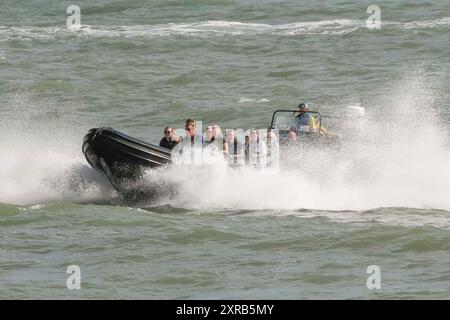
[82,127,172,188]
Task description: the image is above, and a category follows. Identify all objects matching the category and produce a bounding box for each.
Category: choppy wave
[401,17,450,29]
[1,17,449,40]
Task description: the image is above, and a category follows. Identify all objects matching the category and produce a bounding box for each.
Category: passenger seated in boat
[224,129,237,157]
[288,128,298,145]
[175,119,203,163]
[204,126,214,145]
[202,125,221,162]
[159,127,179,150]
[266,128,275,138]
[295,102,318,132]
[211,124,223,142]
[248,128,267,165]
[266,128,278,146]
[182,118,203,145]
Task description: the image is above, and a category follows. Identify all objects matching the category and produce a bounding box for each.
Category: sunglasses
[185,127,194,132]
[164,131,171,134]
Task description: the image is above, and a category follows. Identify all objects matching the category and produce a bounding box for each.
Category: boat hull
[82,127,172,190]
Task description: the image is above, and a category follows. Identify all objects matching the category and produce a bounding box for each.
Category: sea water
[0,0,449,299]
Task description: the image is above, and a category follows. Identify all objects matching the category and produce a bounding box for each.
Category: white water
[1,77,449,211]
[0,134,114,205]
[145,77,450,212]
[0,97,115,205]
[1,17,449,40]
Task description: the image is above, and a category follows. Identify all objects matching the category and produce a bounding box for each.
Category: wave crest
[1,17,449,40]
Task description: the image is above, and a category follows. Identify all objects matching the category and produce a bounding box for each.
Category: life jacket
[295,113,318,131]
[296,113,311,126]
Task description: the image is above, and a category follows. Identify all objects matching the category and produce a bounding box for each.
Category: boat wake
[1,76,449,214]
[113,76,450,213]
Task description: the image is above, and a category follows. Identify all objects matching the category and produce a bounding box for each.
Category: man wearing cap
[295,102,318,132]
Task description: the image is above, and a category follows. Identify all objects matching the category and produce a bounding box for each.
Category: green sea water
[1,0,450,299]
